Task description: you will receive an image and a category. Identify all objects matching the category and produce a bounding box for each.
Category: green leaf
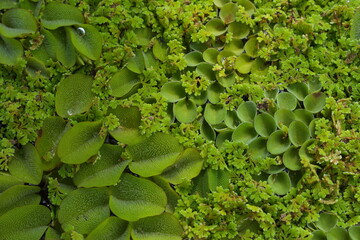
[237,101,257,122]
[131,213,183,240]
[161,81,186,102]
[58,188,110,234]
[0,8,37,38]
[0,205,50,240]
[25,57,51,78]
[86,217,130,240]
[193,169,230,196]
[214,0,230,8]
[0,185,40,216]
[293,109,314,126]
[267,172,291,195]
[316,213,338,232]
[288,121,310,147]
[206,18,227,36]
[67,24,102,60]
[299,139,315,162]
[303,92,326,113]
[224,39,244,55]
[283,146,302,171]
[151,176,180,214]
[237,0,256,15]
[127,50,145,74]
[267,130,291,155]
[219,3,238,24]
[184,51,203,66]
[203,48,218,64]
[55,74,95,118]
[312,230,327,240]
[0,0,18,10]
[244,38,259,58]
[248,137,268,161]
[276,92,297,110]
[216,130,233,148]
[73,144,129,188]
[207,81,224,104]
[174,99,197,123]
[8,144,42,185]
[196,62,216,80]
[200,120,216,141]
[160,148,204,184]
[128,133,183,177]
[327,227,350,240]
[42,2,85,30]
[51,27,77,67]
[134,27,154,46]
[349,226,360,240]
[109,68,140,98]
[225,110,241,129]
[35,116,70,171]
[286,82,309,101]
[204,103,226,125]
[254,112,276,137]
[232,122,258,144]
[109,173,167,222]
[0,35,23,65]
[228,22,250,39]
[108,106,144,145]
[235,53,253,74]
[274,108,295,128]
[351,9,360,40]
[0,172,23,192]
[57,121,106,164]
[153,39,168,62]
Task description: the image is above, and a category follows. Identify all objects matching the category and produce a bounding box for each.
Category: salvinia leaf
[86,217,131,240]
[0,35,23,65]
[57,121,106,164]
[0,8,37,38]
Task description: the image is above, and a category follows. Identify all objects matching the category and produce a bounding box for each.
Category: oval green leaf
[267,130,291,155]
[244,38,259,58]
[304,92,326,113]
[283,146,302,171]
[349,226,360,240]
[286,82,309,101]
[203,48,218,64]
[73,144,129,188]
[174,99,197,123]
[51,27,77,67]
[293,109,314,126]
[248,137,268,161]
[237,101,257,122]
[42,2,85,30]
[8,144,42,185]
[254,112,276,137]
[109,68,140,98]
[204,103,226,125]
[110,173,167,222]
[160,148,204,184]
[58,188,110,234]
[206,18,227,36]
[0,205,51,240]
[67,24,102,60]
[128,133,183,177]
[224,110,241,129]
[327,227,350,240]
[57,121,106,164]
[131,213,183,240]
[86,217,130,240]
[288,120,310,147]
[267,172,291,195]
[55,74,95,117]
[207,81,224,104]
[0,8,37,38]
[0,35,23,65]
[184,51,203,66]
[274,108,295,128]
[219,3,238,24]
[228,22,250,39]
[200,120,216,141]
[235,53,253,74]
[316,213,338,232]
[161,81,186,102]
[276,92,297,110]
[232,122,257,144]
[299,139,315,162]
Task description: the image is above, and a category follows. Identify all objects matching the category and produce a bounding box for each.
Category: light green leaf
[283,146,302,171]
[160,148,204,184]
[108,106,144,145]
[267,130,291,155]
[161,81,186,102]
[204,103,226,125]
[57,121,106,164]
[0,35,23,65]
[316,213,338,232]
[0,172,23,192]
[303,92,326,113]
[86,217,130,240]
[73,144,129,188]
[35,116,70,171]
[0,0,18,10]
[58,188,110,234]
[127,50,145,74]
[153,39,168,62]
[0,205,51,240]
[268,172,291,195]
[254,112,276,137]
[128,133,183,177]
[109,173,167,222]
[276,92,297,110]
[0,8,37,38]
[232,122,258,144]
[174,99,197,123]
[193,169,230,196]
[235,53,253,74]
[228,22,250,39]
[184,51,203,67]
[42,2,85,30]
[327,227,350,240]
[288,120,310,147]
[151,176,180,214]
[237,101,257,122]
[55,74,95,118]
[0,185,40,216]
[206,18,227,36]
[67,24,102,60]
[219,3,238,24]
[131,213,183,240]
[8,144,42,185]
[109,68,140,98]
[51,27,77,67]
